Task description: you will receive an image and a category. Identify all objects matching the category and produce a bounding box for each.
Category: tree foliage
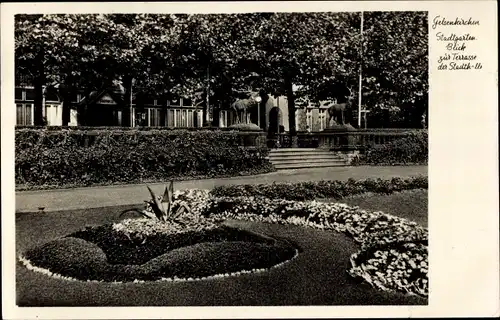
[15,11,428,129]
[362,11,428,127]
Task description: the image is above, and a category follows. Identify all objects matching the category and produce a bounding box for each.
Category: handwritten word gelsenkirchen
[432,16,480,29]
[436,32,476,42]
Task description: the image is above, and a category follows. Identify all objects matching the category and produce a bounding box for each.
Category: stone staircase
[268,148,348,170]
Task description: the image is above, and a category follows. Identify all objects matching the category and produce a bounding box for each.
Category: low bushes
[353,131,428,165]
[23,224,296,282]
[211,176,428,201]
[70,224,275,265]
[15,129,274,189]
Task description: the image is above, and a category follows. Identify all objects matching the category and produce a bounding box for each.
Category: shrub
[353,131,428,165]
[69,224,276,265]
[15,129,274,189]
[23,225,296,282]
[210,176,428,201]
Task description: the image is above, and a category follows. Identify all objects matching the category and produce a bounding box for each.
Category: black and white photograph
[2,1,498,318]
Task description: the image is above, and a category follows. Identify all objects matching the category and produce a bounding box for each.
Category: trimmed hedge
[24,225,296,282]
[15,125,237,131]
[353,131,428,165]
[210,176,428,201]
[70,224,275,265]
[15,129,274,189]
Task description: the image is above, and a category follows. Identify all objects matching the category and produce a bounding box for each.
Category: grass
[337,189,428,227]
[15,191,427,306]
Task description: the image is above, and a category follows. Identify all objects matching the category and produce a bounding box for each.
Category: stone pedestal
[323,123,359,150]
[229,123,264,147]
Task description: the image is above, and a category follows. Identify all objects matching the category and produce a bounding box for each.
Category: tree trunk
[122,76,134,127]
[285,77,298,147]
[212,101,221,127]
[33,50,46,126]
[201,95,209,127]
[260,93,269,130]
[33,80,44,126]
[61,85,72,126]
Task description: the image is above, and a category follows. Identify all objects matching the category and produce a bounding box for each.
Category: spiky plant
[120,181,191,222]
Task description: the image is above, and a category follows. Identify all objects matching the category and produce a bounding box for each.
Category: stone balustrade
[270,128,423,150]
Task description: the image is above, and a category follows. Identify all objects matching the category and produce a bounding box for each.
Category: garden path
[15,165,427,213]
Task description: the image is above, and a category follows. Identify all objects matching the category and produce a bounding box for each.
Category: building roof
[78,89,125,107]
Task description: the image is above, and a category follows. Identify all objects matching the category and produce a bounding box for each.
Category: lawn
[338,189,428,227]
[15,190,427,306]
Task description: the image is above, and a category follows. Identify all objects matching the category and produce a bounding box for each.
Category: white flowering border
[196,195,428,298]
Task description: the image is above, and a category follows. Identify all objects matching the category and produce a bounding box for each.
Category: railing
[268,129,424,150]
[235,130,267,148]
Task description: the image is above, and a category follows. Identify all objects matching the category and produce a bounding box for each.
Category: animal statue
[230,89,261,124]
[421,111,427,129]
[326,86,355,126]
[231,98,254,124]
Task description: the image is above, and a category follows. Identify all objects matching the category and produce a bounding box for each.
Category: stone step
[271,158,346,165]
[270,148,319,152]
[269,154,344,161]
[269,151,334,157]
[273,162,347,170]
[268,148,349,170]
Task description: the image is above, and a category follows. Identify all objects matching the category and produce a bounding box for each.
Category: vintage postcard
[1,1,498,319]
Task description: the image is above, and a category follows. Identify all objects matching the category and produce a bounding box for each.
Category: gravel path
[15,165,427,213]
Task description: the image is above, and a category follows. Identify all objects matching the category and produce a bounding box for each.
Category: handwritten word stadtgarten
[436,33,476,42]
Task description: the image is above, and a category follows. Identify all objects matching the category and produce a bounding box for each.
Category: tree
[16,14,162,126]
[172,13,268,126]
[15,14,50,125]
[15,12,427,130]
[39,14,116,125]
[362,11,428,127]
[249,12,361,143]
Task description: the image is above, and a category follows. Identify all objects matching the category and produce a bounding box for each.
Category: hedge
[353,131,428,165]
[15,129,273,189]
[15,125,257,132]
[23,225,296,282]
[210,176,428,201]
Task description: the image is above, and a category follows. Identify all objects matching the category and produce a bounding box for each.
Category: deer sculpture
[326,86,355,127]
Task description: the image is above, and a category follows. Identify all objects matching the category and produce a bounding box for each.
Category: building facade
[15,85,333,132]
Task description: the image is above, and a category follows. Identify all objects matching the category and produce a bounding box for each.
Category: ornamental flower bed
[115,188,428,297]
[19,184,427,298]
[19,187,298,283]
[195,193,428,297]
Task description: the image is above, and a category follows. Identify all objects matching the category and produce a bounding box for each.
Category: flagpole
[206,66,210,125]
[357,11,364,128]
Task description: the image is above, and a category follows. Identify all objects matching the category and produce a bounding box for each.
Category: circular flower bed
[20,187,428,298]
[21,220,298,283]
